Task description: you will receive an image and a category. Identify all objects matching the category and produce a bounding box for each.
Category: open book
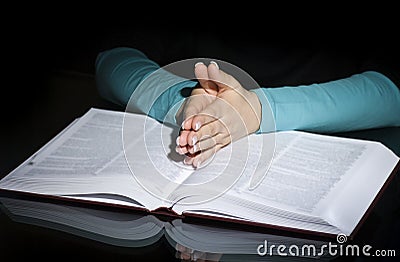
[0,108,398,239]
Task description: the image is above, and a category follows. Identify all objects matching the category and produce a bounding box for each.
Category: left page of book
[0,108,162,210]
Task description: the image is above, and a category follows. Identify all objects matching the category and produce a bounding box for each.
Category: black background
[1,6,399,261]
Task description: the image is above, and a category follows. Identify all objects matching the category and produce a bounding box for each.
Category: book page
[0,108,161,209]
[176,131,341,214]
[122,112,195,204]
[313,138,399,235]
[235,131,367,213]
[175,131,399,235]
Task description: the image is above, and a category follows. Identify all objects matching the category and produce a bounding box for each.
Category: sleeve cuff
[250,88,276,134]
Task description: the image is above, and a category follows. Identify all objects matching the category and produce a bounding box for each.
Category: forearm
[95,47,197,125]
[253,71,400,133]
[95,47,159,106]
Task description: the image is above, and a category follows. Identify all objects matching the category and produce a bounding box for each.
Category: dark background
[1,7,399,261]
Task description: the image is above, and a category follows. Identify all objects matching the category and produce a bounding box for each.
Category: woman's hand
[175,243,222,261]
[175,61,262,168]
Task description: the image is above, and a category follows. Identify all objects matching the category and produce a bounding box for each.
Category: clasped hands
[175,61,262,168]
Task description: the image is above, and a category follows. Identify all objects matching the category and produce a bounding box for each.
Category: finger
[189,133,230,154]
[192,250,207,261]
[175,243,186,252]
[175,244,192,260]
[194,62,208,88]
[183,149,197,165]
[195,62,218,95]
[175,145,189,155]
[177,130,191,146]
[182,115,193,131]
[188,135,216,154]
[208,62,242,92]
[181,96,202,130]
[189,98,230,131]
[183,155,194,166]
[187,120,225,147]
[190,113,219,132]
[180,252,191,261]
[192,145,223,168]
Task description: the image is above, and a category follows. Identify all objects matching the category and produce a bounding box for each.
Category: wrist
[247,91,262,134]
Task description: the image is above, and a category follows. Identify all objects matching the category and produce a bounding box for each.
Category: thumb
[194,62,218,96]
[207,61,243,93]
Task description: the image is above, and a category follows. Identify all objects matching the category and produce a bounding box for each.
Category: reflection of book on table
[0,108,398,239]
[0,196,330,260]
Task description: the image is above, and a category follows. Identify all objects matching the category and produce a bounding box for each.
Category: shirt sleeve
[252,71,400,133]
[95,47,197,126]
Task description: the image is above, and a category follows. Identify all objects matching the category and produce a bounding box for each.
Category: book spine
[151,206,183,222]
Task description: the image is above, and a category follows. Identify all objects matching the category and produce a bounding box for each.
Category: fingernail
[194,62,204,68]
[183,157,190,165]
[181,121,185,130]
[176,136,180,146]
[196,160,202,168]
[195,122,201,131]
[192,144,198,153]
[192,136,198,145]
[210,61,219,69]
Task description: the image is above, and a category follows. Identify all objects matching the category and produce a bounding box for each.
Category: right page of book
[175,131,399,236]
[309,132,399,235]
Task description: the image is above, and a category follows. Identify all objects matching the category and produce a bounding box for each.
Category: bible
[0,108,398,239]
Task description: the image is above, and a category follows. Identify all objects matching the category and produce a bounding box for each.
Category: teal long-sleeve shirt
[95,47,400,133]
